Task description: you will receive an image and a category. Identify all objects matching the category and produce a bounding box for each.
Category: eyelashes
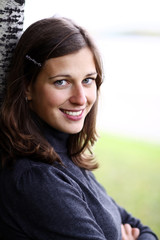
[82,78,96,85]
[54,80,68,86]
[53,78,96,88]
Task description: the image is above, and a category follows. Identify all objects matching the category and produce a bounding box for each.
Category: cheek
[45,91,61,107]
[89,85,97,105]
[35,86,61,107]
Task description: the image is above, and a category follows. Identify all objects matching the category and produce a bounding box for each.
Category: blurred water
[96,35,160,144]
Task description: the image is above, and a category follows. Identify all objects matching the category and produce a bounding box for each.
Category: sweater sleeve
[88,172,158,240]
[13,164,107,240]
[115,201,158,240]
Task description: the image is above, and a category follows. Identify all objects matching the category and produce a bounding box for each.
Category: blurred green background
[94,132,160,238]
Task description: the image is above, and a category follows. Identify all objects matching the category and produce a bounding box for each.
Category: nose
[69,85,87,106]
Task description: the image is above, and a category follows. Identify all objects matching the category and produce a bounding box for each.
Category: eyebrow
[48,72,97,80]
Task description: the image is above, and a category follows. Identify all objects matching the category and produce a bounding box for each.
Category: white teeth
[63,110,82,116]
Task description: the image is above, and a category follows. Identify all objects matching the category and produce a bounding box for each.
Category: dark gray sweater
[0,124,158,240]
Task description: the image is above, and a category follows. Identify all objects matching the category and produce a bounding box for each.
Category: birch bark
[0,0,25,105]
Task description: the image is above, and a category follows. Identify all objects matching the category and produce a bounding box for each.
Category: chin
[59,120,84,134]
[65,125,84,134]
[66,129,82,135]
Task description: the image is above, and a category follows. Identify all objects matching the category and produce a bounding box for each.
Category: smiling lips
[61,109,84,120]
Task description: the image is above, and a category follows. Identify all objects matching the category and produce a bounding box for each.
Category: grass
[93,132,160,238]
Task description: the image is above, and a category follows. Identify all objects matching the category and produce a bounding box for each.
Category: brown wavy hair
[0,17,103,170]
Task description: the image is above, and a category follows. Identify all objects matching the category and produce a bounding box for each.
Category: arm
[87,171,158,240]
[10,164,107,240]
[117,202,158,240]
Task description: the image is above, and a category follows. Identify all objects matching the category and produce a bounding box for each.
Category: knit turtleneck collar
[43,125,69,153]
[31,111,69,153]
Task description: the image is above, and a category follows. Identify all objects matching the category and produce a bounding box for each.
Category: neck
[31,111,69,153]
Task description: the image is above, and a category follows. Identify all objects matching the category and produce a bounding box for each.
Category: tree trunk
[0,1,25,238]
[0,0,25,106]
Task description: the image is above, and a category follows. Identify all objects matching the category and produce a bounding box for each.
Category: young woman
[0,17,158,240]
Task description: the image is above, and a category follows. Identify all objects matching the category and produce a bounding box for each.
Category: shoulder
[1,158,83,198]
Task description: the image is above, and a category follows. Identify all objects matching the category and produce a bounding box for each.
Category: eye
[54,80,68,86]
[82,78,95,85]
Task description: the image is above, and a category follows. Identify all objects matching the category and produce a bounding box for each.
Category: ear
[26,84,33,101]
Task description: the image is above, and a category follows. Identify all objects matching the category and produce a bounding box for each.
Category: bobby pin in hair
[26,55,42,67]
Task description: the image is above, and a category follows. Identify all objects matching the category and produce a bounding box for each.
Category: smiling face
[27,47,97,134]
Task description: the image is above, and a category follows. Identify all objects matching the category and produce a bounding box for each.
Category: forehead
[43,47,96,75]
